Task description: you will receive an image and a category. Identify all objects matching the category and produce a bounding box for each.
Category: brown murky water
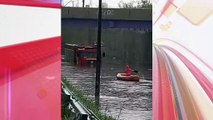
[62,60,152,120]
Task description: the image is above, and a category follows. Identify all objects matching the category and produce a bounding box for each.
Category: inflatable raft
[117,73,139,81]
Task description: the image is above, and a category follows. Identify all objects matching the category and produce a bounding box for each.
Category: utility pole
[82,0,85,7]
[95,0,102,107]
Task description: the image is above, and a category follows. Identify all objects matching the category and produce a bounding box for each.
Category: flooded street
[62,60,152,120]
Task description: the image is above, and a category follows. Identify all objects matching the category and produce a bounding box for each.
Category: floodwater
[62,59,152,120]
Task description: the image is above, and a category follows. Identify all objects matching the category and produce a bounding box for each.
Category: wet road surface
[62,61,152,120]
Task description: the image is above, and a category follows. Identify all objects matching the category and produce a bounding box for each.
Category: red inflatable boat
[117,73,139,81]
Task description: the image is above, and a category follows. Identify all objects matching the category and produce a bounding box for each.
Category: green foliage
[118,0,152,8]
[62,79,116,120]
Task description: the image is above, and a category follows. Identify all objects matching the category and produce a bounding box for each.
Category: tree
[118,0,152,8]
[136,0,152,8]
[118,0,135,8]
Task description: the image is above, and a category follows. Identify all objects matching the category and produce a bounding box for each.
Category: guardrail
[62,81,101,120]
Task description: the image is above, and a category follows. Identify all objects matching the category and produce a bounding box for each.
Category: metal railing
[62,81,101,120]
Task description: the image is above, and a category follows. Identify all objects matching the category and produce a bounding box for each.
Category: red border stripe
[0,36,61,83]
[163,46,213,102]
[153,46,178,120]
[153,48,163,120]
[0,0,61,8]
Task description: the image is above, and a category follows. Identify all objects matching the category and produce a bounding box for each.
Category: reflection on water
[62,60,152,120]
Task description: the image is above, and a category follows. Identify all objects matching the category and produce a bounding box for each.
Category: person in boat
[124,65,132,76]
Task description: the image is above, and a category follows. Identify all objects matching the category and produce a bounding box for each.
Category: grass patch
[62,78,116,120]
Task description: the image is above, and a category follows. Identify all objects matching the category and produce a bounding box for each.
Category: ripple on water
[62,64,152,120]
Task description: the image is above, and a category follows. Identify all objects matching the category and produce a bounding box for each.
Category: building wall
[62,7,152,21]
[62,7,152,67]
[62,27,152,67]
